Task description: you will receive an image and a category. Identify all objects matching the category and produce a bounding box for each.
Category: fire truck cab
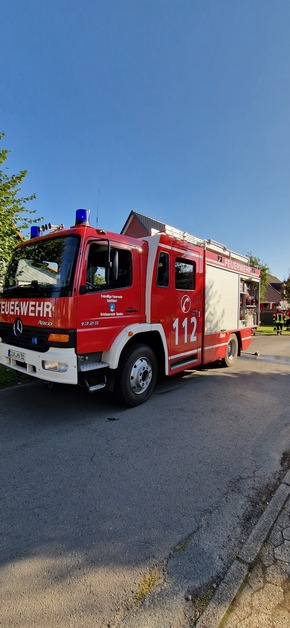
[0,210,260,406]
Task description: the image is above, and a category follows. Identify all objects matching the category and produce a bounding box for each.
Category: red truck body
[0,211,260,405]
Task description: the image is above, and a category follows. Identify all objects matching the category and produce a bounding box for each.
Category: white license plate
[8,349,26,362]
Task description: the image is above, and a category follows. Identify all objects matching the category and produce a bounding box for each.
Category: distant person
[274,306,284,335]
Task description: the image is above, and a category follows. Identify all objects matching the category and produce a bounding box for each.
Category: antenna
[96,188,100,226]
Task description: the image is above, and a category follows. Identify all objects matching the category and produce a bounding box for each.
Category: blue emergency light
[75,209,90,225]
[30,226,40,238]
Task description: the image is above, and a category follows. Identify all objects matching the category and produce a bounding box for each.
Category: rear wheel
[223,334,238,367]
[116,344,157,407]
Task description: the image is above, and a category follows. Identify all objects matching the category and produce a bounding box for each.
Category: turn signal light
[48,333,70,343]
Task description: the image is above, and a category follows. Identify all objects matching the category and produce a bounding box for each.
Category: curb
[195,470,290,628]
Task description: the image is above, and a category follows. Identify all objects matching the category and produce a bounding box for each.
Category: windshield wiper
[3,285,23,295]
[3,279,53,298]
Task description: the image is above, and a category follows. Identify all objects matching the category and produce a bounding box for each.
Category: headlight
[42,360,68,373]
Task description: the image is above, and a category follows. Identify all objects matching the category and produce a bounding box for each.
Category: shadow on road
[0,343,290,626]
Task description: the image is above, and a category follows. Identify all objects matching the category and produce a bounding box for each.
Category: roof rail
[162,225,249,263]
[163,224,204,246]
[205,239,249,263]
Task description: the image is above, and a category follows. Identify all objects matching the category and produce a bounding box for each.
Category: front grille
[0,322,75,352]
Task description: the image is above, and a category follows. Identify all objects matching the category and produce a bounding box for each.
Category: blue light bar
[75,209,90,225]
[30,226,40,238]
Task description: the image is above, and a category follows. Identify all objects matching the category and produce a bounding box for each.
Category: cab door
[76,240,143,355]
[168,248,203,371]
[151,242,204,373]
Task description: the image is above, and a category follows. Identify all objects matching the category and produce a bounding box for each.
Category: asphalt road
[1,334,290,627]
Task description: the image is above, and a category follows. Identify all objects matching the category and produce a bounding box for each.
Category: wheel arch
[102,324,167,374]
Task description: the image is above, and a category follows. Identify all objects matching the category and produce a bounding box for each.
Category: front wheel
[223,334,238,367]
[116,344,157,407]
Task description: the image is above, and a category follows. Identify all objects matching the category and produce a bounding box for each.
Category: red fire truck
[0,209,260,406]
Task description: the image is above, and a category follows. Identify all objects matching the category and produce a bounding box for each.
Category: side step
[80,360,108,393]
[170,353,198,371]
[87,382,106,392]
[79,361,108,372]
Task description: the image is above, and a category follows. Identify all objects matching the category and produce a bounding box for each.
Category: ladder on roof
[162,224,249,264]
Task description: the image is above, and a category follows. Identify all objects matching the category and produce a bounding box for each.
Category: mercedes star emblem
[13,318,23,337]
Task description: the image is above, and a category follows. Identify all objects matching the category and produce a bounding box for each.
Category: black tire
[223,334,238,367]
[116,344,157,407]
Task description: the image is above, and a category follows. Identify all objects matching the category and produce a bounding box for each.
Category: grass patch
[133,568,162,604]
[188,583,216,623]
[0,364,31,389]
[256,325,290,336]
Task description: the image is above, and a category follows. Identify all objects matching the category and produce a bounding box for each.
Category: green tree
[282,275,290,301]
[0,132,41,283]
[248,253,269,302]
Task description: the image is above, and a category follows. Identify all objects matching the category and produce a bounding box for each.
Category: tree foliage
[0,132,41,282]
[248,253,269,302]
[282,276,290,302]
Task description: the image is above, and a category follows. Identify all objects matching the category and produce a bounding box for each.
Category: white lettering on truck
[224,259,253,274]
[20,302,29,315]
[0,300,53,318]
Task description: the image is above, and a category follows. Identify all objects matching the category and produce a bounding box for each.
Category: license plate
[8,349,26,362]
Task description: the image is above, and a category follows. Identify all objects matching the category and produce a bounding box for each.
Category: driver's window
[87,245,106,288]
[86,243,132,290]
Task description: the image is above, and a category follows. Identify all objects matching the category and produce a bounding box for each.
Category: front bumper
[0,341,78,385]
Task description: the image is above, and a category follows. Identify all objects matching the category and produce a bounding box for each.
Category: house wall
[122,218,148,238]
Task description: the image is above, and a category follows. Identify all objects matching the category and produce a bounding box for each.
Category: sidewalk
[195,470,290,627]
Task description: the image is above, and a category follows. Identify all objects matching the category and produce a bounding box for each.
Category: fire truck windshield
[3,235,80,298]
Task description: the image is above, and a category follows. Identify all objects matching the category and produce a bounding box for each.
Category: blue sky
[1,0,290,279]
